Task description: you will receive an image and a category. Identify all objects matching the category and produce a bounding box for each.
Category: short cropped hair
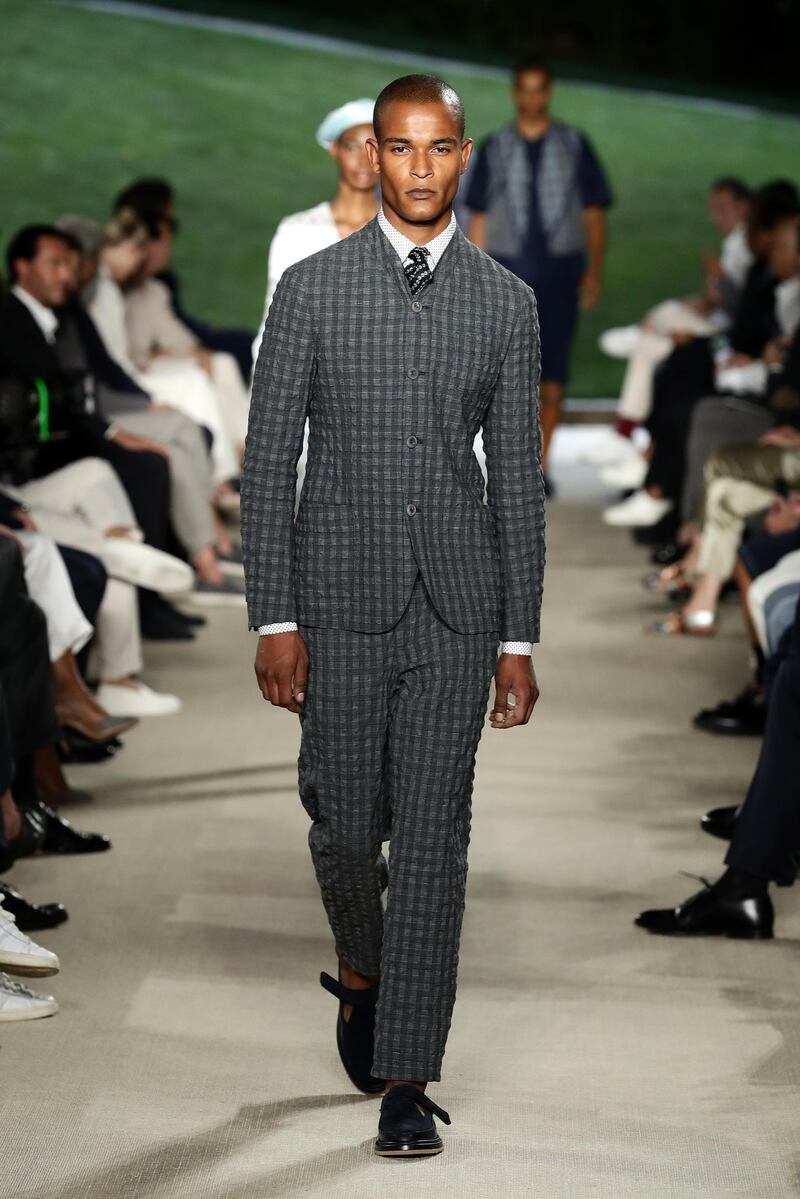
[512,56,552,83]
[373,74,465,141]
[751,179,800,231]
[710,177,751,203]
[5,224,70,282]
[114,177,173,217]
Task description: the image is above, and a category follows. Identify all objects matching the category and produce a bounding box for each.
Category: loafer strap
[319,971,378,1008]
[382,1084,451,1126]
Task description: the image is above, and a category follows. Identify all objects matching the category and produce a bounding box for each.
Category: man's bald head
[373,74,465,142]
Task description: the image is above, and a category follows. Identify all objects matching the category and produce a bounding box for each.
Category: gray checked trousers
[298,574,498,1081]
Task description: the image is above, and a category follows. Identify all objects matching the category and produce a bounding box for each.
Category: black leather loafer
[375,1084,450,1157]
[701,805,740,841]
[0,882,68,931]
[320,970,385,1094]
[635,881,773,939]
[39,804,111,855]
[693,687,766,736]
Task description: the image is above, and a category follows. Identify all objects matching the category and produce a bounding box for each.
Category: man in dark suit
[0,225,171,556]
[242,75,545,1158]
[636,596,800,939]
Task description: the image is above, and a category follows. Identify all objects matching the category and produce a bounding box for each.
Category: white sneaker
[0,973,58,1021]
[581,429,641,466]
[0,907,60,977]
[95,680,182,718]
[600,455,649,490]
[100,539,194,595]
[599,324,642,359]
[602,490,674,527]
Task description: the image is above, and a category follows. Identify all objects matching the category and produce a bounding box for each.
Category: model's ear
[365,138,381,175]
[460,138,474,175]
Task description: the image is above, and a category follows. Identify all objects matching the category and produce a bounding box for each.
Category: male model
[466,57,612,485]
[241,74,544,1159]
[251,97,378,359]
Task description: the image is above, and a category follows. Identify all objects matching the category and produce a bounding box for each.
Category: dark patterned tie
[403,246,432,295]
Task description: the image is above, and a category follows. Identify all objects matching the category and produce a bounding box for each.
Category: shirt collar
[11,284,59,344]
[377,208,457,272]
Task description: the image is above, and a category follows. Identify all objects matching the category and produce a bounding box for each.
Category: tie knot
[407,246,430,264]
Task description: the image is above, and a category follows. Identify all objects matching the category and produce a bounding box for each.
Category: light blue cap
[315,98,375,150]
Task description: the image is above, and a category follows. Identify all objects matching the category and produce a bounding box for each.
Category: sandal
[649,610,717,636]
[643,563,691,595]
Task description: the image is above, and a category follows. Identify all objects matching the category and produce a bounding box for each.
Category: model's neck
[330,180,380,225]
[379,202,453,246]
[515,114,551,140]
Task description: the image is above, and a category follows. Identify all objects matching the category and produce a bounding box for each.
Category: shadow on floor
[40,1093,370,1199]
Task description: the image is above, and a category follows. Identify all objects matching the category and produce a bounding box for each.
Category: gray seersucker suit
[241,216,544,642]
[241,215,544,1083]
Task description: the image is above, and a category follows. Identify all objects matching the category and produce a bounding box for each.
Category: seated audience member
[58,215,243,599]
[635,595,800,941]
[651,432,800,636]
[603,181,800,531]
[678,215,800,531]
[0,225,173,594]
[0,501,181,718]
[588,177,753,472]
[114,177,255,383]
[122,213,249,500]
[0,536,111,865]
[1,224,241,607]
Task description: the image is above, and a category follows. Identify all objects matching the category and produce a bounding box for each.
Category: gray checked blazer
[241,217,545,642]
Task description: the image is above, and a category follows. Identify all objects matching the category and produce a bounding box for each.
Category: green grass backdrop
[2,1,798,396]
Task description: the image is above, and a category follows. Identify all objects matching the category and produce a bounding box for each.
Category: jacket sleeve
[482,286,545,643]
[240,266,316,630]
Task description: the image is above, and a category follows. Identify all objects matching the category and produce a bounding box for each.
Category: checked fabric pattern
[403,246,432,295]
[298,575,498,1081]
[241,216,545,643]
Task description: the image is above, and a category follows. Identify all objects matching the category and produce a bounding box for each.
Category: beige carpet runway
[3,440,800,1199]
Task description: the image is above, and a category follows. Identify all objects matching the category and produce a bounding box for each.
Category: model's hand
[578,269,602,311]
[255,631,309,715]
[489,654,539,729]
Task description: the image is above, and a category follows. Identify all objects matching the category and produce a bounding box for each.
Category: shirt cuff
[500,641,532,655]
[257,622,298,635]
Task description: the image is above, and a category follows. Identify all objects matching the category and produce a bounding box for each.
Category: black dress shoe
[4,806,48,862]
[0,882,68,931]
[58,730,121,764]
[319,970,385,1094]
[701,805,740,841]
[38,804,111,855]
[375,1084,450,1158]
[635,880,773,939]
[693,687,766,736]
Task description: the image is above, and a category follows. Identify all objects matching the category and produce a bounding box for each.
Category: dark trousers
[726,598,800,885]
[645,340,716,505]
[299,574,498,1082]
[0,540,59,765]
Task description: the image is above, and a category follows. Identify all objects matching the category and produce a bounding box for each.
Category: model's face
[709,188,747,236]
[513,70,552,122]
[768,218,800,281]
[14,236,73,307]
[331,123,375,192]
[366,100,471,226]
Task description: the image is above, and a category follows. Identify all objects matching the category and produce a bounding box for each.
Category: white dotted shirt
[258,208,531,656]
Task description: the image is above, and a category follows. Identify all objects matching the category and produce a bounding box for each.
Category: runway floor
[3,434,800,1198]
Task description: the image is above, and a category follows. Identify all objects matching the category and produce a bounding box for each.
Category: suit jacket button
[405,502,417,516]
[406,367,419,379]
[406,435,418,448]
[411,301,422,313]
